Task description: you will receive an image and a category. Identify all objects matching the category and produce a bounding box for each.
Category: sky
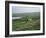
[12,6,40,13]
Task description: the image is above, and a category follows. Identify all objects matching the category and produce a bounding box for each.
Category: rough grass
[12,16,40,31]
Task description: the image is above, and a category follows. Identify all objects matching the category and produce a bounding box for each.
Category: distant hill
[12,12,40,17]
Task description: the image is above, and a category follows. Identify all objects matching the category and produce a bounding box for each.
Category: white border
[9,3,43,35]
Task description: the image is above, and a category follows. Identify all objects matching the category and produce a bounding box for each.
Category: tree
[25,16,29,23]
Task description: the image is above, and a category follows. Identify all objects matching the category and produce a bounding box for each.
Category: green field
[12,16,40,31]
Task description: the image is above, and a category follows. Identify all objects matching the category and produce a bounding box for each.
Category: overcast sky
[12,6,40,13]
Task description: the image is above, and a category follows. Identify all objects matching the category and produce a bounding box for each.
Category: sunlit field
[12,12,40,31]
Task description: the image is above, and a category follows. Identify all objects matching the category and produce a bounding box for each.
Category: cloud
[12,6,40,13]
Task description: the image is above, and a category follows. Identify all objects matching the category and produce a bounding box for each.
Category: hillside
[12,12,40,17]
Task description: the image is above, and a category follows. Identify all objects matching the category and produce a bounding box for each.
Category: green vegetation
[12,15,40,31]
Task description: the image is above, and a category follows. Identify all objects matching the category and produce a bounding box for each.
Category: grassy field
[12,16,40,31]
